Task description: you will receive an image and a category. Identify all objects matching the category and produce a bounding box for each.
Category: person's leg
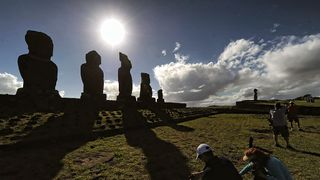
[274,134,280,146]
[296,119,302,130]
[289,119,294,130]
[284,136,293,149]
[282,127,292,148]
[273,127,280,146]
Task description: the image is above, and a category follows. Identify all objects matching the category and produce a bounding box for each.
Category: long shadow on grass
[122,105,191,180]
[287,147,320,157]
[0,102,98,179]
[300,126,320,134]
[250,128,272,134]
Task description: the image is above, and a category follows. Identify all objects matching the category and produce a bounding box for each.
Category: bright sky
[1,0,320,106]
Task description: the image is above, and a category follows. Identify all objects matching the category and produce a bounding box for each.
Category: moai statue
[157,89,165,103]
[138,73,155,103]
[157,89,164,103]
[16,30,60,99]
[80,50,106,101]
[254,89,258,101]
[117,52,136,102]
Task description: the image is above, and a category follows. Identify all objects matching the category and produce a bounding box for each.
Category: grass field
[1,113,319,179]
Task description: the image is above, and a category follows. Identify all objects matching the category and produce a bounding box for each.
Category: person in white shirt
[269,102,292,148]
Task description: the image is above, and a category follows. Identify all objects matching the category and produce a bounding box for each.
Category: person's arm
[239,162,254,176]
[268,110,273,125]
[189,167,211,180]
[189,171,205,180]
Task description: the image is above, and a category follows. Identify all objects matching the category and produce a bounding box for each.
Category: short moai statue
[80,50,106,101]
[16,30,60,99]
[254,89,258,101]
[157,89,164,103]
[117,52,136,102]
[138,73,155,103]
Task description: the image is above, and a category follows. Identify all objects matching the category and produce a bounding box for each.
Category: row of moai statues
[16,30,165,104]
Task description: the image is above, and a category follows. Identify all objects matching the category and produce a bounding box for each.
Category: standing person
[239,147,293,180]
[189,144,242,180]
[287,101,302,131]
[269,102,292,148]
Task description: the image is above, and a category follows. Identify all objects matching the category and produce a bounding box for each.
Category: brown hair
[244,148,270,166]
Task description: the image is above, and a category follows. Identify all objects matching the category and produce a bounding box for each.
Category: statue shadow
[122,106,191,180]
[148,106,195,132]
[0,102,98,179]
[167,123,194,132]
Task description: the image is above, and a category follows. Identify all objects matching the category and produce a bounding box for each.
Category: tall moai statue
[157,89,164,103]
[138,73,155,103]
[254,89,258,101]
[117,52,136,102]
[16,30,60,98]
[80,50,106,101]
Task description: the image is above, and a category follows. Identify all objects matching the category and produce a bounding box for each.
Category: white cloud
[270,23,280,33]
[0,72,23,94]
[173,42,181,53]
[59,90,65,97]
[174,53,189,63]
[154,34,320,106]
[103,80,141,100]
[0,72,66,97]
[161,50,167,56]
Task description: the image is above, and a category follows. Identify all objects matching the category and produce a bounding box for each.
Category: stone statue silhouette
[117,52,135,102]
[80,50,106,100]
[254,89,258,101]
[16,30,60,98]
[157,89,164,103]
[138,73,155,103]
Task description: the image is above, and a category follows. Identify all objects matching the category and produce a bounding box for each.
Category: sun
[100,18,125,46]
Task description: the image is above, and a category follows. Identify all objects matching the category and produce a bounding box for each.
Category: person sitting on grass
[287,101,302,131]
[239,147,292,180]
[189,144,242,180]
[269,102,292,148]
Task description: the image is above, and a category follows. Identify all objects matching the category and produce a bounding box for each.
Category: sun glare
[100,18,125,46]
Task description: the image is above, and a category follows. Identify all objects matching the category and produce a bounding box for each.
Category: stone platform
[0,94,186,115]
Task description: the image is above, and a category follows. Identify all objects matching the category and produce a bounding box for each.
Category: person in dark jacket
[189,144,242,180]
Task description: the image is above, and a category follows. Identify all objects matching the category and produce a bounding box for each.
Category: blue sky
[1,0,320,105]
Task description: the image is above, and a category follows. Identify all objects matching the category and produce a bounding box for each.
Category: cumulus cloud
[59,90,65,97]
[154,34,320,106]
[161,50,167,56]
[173,42,181,53]
[0,72,23,94]
[103,80,141,100]
[270,23,280,33]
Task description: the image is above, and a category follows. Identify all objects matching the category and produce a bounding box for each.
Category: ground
[1,112,319,179]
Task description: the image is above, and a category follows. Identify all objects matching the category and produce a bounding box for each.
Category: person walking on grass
[239,147,293,180]
[189,144,242,180]
[269,102,292,148]
[287,101,302,131]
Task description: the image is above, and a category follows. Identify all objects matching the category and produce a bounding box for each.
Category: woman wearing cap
[189,144,242,180]
[239,148,292,180]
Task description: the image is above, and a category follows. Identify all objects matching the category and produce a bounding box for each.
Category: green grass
[1,113,319,179]
[55,114,320,179]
